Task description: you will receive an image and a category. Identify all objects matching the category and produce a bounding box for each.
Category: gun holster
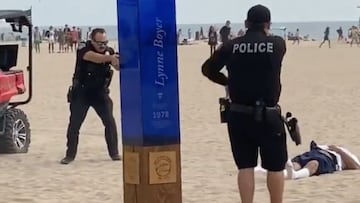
[104,69,114,88]
[219,97,230,123]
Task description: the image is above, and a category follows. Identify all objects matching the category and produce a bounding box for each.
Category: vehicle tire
[0,108,30,153]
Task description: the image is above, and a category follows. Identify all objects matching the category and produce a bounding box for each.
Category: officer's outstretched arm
[111,59,120,71]
[201,46,230,86]
[109,48,120,71]
[83,51,115,64]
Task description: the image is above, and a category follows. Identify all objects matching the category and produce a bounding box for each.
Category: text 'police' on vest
[232,42,274,54]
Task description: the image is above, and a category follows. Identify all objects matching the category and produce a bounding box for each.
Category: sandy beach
[0,40,360,203]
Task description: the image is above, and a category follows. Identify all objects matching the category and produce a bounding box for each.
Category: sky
[1,0,360,26]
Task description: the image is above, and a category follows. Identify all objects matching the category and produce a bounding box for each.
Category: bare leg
[293,162,301,170]
[211,45,216,56]
[306,160,320,175]
[283,160,295,179]
[319,41,324,48]
[267,171,284,203]
[255,160,293,178]
[238,168,255,203]
[288,160,319,180]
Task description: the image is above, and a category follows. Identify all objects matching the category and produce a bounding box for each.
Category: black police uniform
[201,8,287,172]
[64,41,119,161]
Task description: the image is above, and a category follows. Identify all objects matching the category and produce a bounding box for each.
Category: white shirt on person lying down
[317,145,360,171]
[254,145,359,173]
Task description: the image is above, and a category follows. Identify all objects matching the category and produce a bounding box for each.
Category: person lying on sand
[255,140,360,180]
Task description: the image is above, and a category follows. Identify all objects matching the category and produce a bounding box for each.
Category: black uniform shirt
[202,29,286,106]
[74,41,114,87]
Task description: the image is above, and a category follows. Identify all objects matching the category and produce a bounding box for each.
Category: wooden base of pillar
[123,144,182,203]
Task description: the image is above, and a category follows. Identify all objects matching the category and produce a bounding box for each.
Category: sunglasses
[94,40,108,48]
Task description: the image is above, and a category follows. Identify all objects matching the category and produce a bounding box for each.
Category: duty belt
[229,103,279,114]
[229,102,280,122]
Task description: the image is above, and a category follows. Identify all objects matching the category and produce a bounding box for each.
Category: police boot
[60,148,77,164]
[111,154,122,161]
[60,156,75,165]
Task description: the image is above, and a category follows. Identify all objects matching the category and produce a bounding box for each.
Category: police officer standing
[202,5,287,203]
[61,28,120,164]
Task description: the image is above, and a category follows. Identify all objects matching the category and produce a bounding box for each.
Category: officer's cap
[247,4,271,23]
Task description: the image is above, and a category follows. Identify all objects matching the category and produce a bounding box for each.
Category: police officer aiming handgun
[61,28,120,165]
[202,5,287,203]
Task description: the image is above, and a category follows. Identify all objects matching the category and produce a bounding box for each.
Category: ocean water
[177,21,359,40]
[0,21,358,41]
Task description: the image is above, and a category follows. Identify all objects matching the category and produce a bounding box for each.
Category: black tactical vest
[76,62,111,89]
[73,41,113,89]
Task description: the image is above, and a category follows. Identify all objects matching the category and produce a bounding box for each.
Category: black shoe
[111,154,122,161]
[310,140,319,150]
[60,157,74,164]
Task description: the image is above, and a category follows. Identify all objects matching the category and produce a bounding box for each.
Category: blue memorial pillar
[117,0,182,202]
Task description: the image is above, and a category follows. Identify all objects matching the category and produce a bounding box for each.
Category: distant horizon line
[34,20,359,27]
[1,19,359,28]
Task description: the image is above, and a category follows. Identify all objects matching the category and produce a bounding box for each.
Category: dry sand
[0,40,360,203]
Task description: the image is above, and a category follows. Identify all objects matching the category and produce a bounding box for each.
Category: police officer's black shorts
[291,150,337,175]
[227,111,288,171]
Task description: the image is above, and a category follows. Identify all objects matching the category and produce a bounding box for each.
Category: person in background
[350,26,359,47]
[57,28,66,53]
[48,26,55,53]
[319,26,331,48]
[77,27,82,42]
[177,29,183,44]
[337,26,343,41]
[208,25,218,56]
[64,24,72,53]
[71,26,79,51]
[200,26,204,39]
[86,27,92,41]
[219,20,231,43]
[33,26,42,53]
[237,29,245,37]
[292,28,300,45]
